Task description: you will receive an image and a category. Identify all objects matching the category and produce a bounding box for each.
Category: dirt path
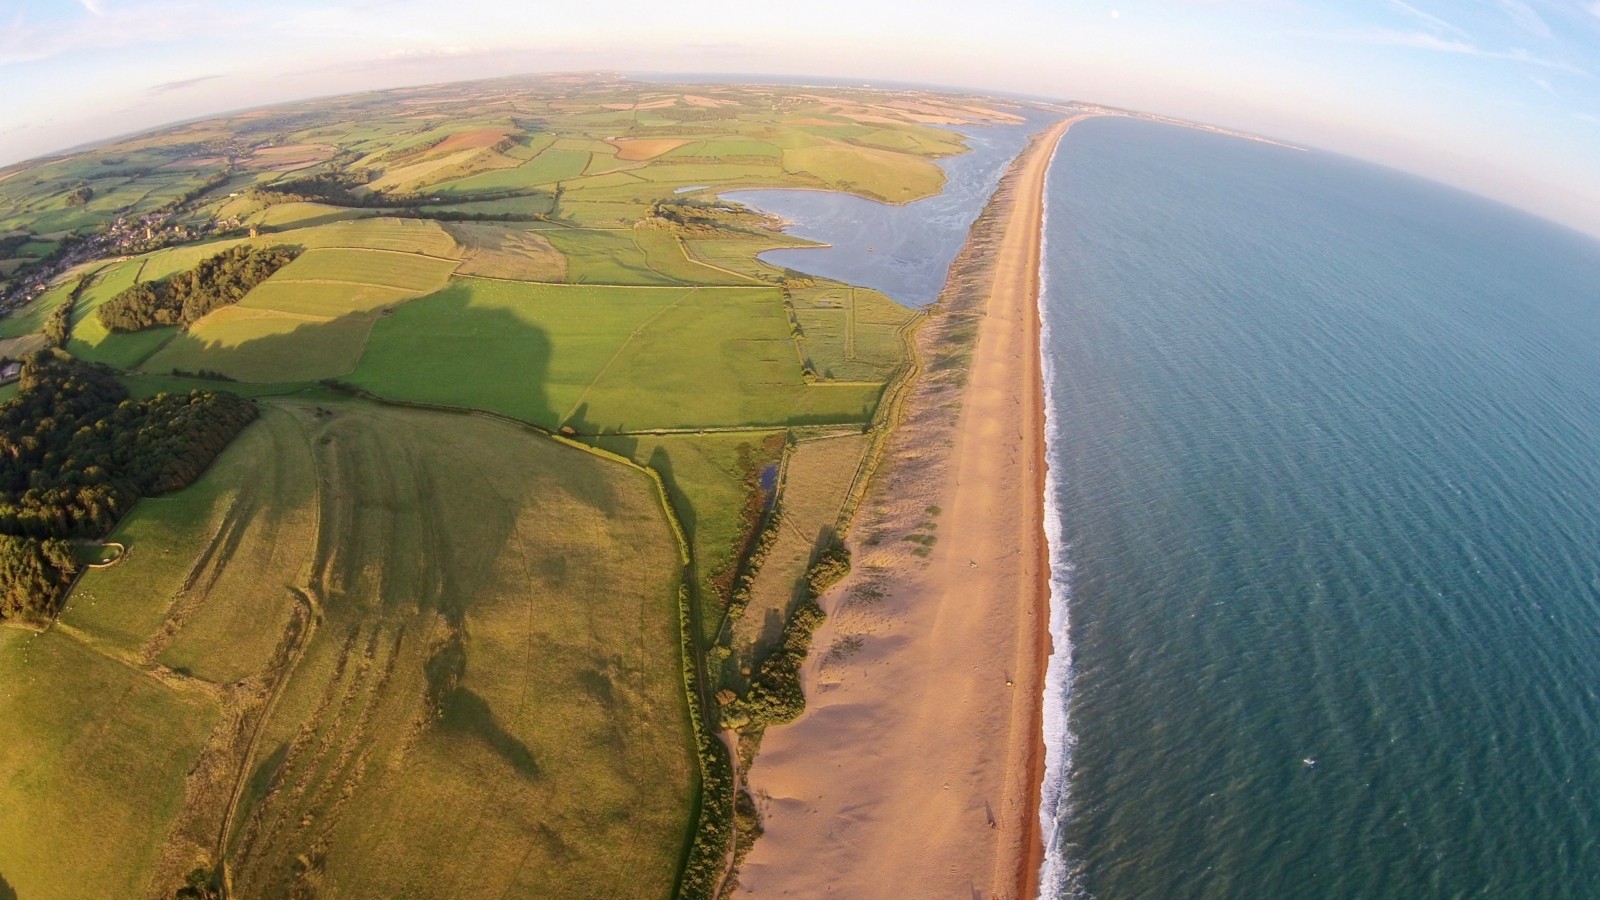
[735,117,1077,900]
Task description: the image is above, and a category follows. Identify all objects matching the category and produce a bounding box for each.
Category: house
[0,361,21,383]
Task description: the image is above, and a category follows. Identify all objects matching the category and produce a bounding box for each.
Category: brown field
[609,138,691,161]
[0,333,50,357]
[161,156,228,170]
[444,223,568,281]
[251,144,336,171]
[430,128,512,153]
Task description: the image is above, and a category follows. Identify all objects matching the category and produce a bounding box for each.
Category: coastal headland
[739,116,1079,898]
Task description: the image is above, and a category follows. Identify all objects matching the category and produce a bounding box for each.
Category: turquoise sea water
[1037,117,1600,898]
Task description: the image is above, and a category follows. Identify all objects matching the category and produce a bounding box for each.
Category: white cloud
[1530,75,1555,94]
[0,2,258,65]
[1301,28,1588,77]
[1388,0,1470,40]
[1494,0,1552,39]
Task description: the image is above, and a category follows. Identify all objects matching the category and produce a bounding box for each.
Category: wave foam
[1036,134,1084,900]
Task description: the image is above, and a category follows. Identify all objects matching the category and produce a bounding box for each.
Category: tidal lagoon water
[723,109,1054,306]
[1037,117,1600,898]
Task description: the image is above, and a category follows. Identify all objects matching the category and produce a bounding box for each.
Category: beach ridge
[737,115,1077,899]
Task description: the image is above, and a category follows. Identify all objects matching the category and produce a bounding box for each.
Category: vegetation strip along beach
[737,117,1074,900]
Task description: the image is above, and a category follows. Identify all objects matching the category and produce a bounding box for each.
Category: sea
[1036,116,1600,898]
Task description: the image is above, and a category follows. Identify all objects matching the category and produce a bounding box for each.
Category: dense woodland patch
[96,244,299,333]
[0,353,256,620]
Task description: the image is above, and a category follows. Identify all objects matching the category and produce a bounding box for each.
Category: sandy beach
[738,116,1077,899]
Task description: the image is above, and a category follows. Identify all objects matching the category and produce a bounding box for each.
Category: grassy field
[260,247,457,292]
[222,402,693,899]
[782,142,947,202]
[790,284,917,383]
[594,431,787,643]
[348,278,886,430]
[730,433,868,671]
[284,217,460,257]
[542,228,757,286]
[431,147,592,195]
[64,260,182,369]
[0,277,74,338]
[140,246,458,381]
[0,400,696,898]
[446,222,568,281]
[0,628,219,900]
[0,407,316,900]
[143,307,376,382]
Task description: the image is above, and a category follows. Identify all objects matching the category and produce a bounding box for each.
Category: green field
[542,228,755,286]
[144,307,376,382]
[790,284,916,382]
[431,147,592,195]
[0,278,74,338]
[782,142,947,202]
[140,246,459,381]
[260,246,457,292]
[595,431,786,642]
[0,627,218,900]
[348,278,885,430]
[64,260,181,368]
[446,222,568,281]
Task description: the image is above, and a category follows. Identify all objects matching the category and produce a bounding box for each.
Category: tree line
[96,244,299,332]
[0,353,258,620]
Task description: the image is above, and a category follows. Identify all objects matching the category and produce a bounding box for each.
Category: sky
[2,0,1599,236]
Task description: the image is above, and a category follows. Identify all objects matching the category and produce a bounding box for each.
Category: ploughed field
[0,77,1027,898]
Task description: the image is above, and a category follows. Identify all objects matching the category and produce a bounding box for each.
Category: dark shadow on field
[257,209,379,231]
[758,607,786,658]
[439,687,541,781]
[152,290,560,430]
[645,443,686,523]
[0,870,16,900]
[753,523,841,658]
[204,300,586,874]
